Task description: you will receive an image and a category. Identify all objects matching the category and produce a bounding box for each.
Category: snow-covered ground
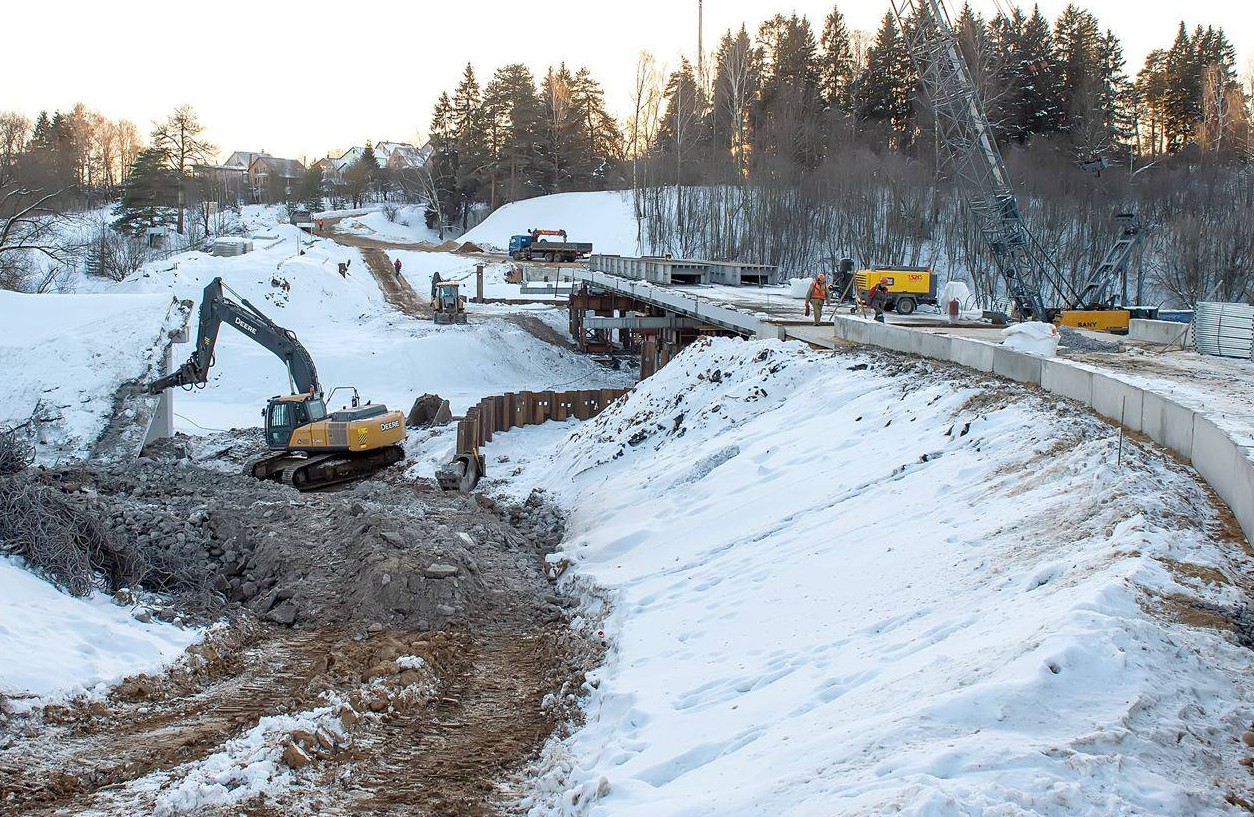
[334,208,443,245]
[0,556,201,708]
[460,191,640,255]
[0,290,181,460]
[0,203,628,706]
[492,338,1253,816]
[79,219,610,432]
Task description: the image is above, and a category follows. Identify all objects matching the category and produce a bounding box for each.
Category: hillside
[460,191,640,255]
[492,338,1253,816]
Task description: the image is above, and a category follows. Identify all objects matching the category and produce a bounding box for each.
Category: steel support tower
[891,0,1076,320]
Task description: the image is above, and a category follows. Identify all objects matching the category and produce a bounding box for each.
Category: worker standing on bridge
[805,273,828,325]
[867,277,890,323]
[393,257,403,278]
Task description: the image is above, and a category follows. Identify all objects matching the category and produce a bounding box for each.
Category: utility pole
[697,0,704,91]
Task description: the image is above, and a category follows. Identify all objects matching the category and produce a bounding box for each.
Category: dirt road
[321,216,431,318]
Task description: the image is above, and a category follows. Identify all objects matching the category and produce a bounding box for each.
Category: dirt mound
[456,241,484,254]
[432,240,460,252]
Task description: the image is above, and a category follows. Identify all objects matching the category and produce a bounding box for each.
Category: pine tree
[451,63,486,222]
[344,143,380,208]
[755,13,824,164]
[818,6,856,110]
[112,146,177,234]
[150,105,215,235]
[426,92,460,229]
[568,67,622,188]
[851,14,915,145]
[482,64,545,206]
[298,165,323,211]
[657,57,710,178]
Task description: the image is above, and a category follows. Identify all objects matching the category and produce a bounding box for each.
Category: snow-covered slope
[0,556,201,707]
[510,338,1252,816]
[460,191,639,255]
[0,290,179,460]
[334,208,442,244]
[101,223,606,431]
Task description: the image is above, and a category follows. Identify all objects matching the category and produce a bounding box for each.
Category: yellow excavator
[148,277,406,490]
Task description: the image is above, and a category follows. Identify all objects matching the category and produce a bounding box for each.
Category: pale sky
[3,0,1250,161]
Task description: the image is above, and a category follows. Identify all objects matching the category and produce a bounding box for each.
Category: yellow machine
[433,280,468,325]
[854,267,937,315]
[1054,309,1131,333]
[148,277,407,490]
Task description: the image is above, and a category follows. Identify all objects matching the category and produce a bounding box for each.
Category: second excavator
[148,277,407,490]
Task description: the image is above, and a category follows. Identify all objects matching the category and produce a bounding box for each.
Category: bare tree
[628,51,666,244]
[0,184,77,291]
[0,111,32,186]
[150,105,215,235]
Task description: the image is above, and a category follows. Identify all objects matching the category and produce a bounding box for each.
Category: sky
[2,0,1250,161]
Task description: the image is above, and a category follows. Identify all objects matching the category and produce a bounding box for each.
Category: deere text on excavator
[148,277,407,490]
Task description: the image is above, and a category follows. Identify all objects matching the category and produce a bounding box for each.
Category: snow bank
[461,191,639,255]
[0,290,177,460]
[517,338,1252,816]
[334,208,441,244]
[0,556,200,705]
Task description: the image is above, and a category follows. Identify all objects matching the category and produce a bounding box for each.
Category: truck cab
[508,234,533,257]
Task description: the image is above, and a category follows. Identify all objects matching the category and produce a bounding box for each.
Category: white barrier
[830,314,1254,545]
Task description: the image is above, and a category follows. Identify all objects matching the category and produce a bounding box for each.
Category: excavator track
[248,446,405,492]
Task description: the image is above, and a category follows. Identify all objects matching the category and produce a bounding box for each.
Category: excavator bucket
[436,452,483,493]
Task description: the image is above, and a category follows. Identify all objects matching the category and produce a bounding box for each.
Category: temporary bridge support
[569,269,787,378]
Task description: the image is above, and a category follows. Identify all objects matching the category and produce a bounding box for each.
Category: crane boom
[148,277,320,395]
[890,0,1075,320]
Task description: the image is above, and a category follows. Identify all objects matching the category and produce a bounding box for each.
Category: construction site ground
[0,220,608,817]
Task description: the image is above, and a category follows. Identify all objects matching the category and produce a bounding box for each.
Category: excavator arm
[148,277,321,395]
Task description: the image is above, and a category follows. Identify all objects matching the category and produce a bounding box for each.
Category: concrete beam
[1041,359,1093,405]
[992,346,1043,384]
[583,311,704,330]
[1090,373,1145,431]
[949,337,996,373]
[1130,319,1192,348]
[1141,390,1196,455]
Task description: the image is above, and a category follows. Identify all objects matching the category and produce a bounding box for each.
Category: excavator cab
[264,393,326,450]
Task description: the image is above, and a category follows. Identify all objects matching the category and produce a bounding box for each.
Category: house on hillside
[329,141,431,173]
[247,155,306,204]
[193,150,265,204]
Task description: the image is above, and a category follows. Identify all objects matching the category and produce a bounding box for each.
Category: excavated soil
[0,450,599,817]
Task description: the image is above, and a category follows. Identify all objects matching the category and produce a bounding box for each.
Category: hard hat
[817,272,826,279]
[879,276,889,284]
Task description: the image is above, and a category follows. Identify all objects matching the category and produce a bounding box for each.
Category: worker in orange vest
[867,277,891,323]
[806,272,829,325]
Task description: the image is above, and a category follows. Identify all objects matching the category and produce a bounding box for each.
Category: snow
[139,704,346,815]
[0,556,201,706]
[507,338,1253,816]
[334,208,442,244]
[92,220,611,431]
[460,191,640,255]
[0,289,179,460]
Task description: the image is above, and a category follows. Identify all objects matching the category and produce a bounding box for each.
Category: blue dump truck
[508,229,593,262]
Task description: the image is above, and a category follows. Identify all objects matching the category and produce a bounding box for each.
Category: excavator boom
[148,277,320,395]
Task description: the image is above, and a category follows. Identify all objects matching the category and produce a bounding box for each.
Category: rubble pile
[33,448,573,632]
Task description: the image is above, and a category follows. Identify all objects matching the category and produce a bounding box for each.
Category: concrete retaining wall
[828,314,1253,545]
[1130,318,1193,348]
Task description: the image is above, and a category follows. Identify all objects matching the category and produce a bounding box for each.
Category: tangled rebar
[0,428,145,597]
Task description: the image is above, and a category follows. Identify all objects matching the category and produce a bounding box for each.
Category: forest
[424,3,1252,306]
[2,2,1251,306]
